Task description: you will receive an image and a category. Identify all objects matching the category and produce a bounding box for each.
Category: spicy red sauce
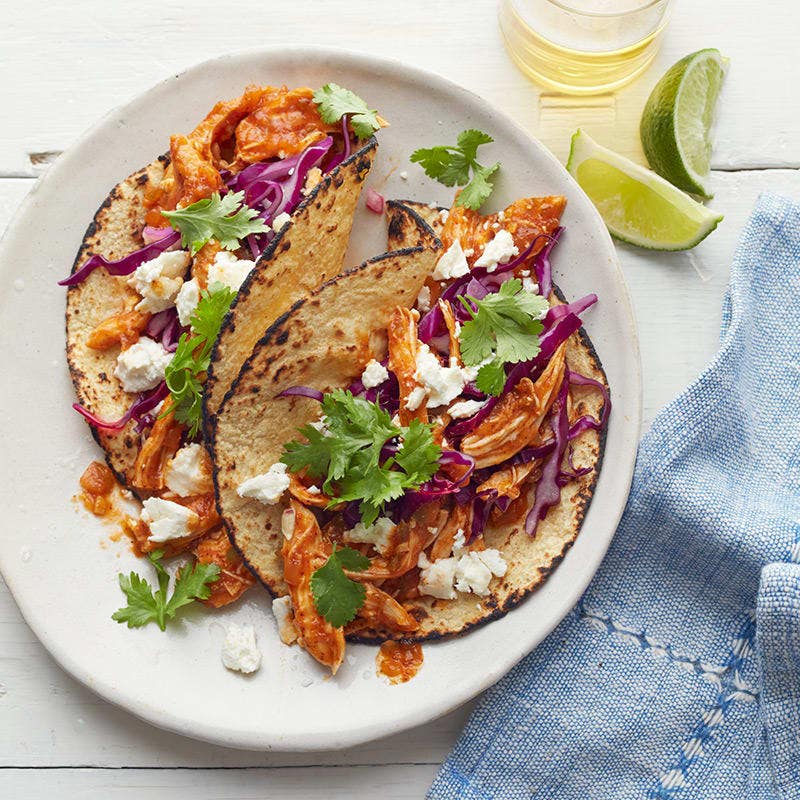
[376,641,424,684]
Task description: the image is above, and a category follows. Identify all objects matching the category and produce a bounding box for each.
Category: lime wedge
[640,48,726,199]
[566,129,723,251]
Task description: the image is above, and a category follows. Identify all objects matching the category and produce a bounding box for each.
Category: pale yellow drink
[499,0,674,95]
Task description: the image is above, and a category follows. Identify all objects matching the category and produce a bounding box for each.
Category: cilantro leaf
[161,191,268,255]
[112,550,219,631]
[280,390,441,525]
[310,545,370,627]
[475,359,507,397]
[458,279,550,396]
[395,419,443,485]
[164,284,236,436]
[455,162,500,211]
[410,129,500,210]
[313,83,381,139]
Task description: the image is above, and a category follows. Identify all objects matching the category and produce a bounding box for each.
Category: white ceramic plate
[0,47,641,751]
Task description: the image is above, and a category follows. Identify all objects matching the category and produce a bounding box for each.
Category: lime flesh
[640,49,726,199]
[567,129,723,251]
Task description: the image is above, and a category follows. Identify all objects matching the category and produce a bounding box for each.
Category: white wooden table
[2,1,799,797]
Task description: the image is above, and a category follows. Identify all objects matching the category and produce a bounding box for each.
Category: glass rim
[544,0,668,18]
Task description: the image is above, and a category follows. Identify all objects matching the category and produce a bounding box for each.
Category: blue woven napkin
[429,194,800,800]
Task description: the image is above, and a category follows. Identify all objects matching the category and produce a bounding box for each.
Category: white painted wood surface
[1,0,798,796]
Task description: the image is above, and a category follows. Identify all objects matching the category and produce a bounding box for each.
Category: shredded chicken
[287,473,330,508]
[440,195,566,278]
[387,306,427,425]
[194,528,256,607]
[129,396,185,492]
[461,343,567,468]
[144,86,335,226]
[439,299,461,365]
[348,583,419,636]
[191,240,222,291]
[282,500,345,673]
[429,502,472,561]
[346,505,439,581]
[476,462,537,505]
[87,309,151,351]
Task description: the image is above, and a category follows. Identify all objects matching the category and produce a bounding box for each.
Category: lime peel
[640,48,726,199]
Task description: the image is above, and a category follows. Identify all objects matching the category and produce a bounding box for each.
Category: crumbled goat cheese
[175,278,200,326]
[474,229,519,272]
[302,166,323,195]
[416,285,432,313]
[114,337,173,393]
[221,623,262,674]
[271,597,298,645]
[237,462,290,505]
[306,485,321,495]
[361,359,389,389]
[127,250,191,313]
[405,386,427,412]
[448,399,486,419]
[141,497,199,543]
[399,171,409,180]
[454,549,508,596]
[208,250,255,292]
[432,239,470,281]
[522,276,539,294]
[414,343,468,407]
[344,517,396,555]
[418,543,507,599]
[165,443,211,497]
[271,212,291,232]
[439,209,449,223]
[417,553,458,600]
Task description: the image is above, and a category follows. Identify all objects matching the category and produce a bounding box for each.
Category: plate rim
[0,43,642,751]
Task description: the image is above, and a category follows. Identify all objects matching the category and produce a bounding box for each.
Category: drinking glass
[499,0,674,95]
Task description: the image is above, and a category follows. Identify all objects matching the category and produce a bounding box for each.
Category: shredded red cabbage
[566,370,611,438]
[142,226,176,245]
[73,381,169,432]
[543,293,597,328]
[533,226,563,298]
[145,308,172,338]
[525,376,569,535]
[59,230,181,286]
[278,386,324,402]
[325,116,353,173]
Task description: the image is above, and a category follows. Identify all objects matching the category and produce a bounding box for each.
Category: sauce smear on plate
[376,641,424,684]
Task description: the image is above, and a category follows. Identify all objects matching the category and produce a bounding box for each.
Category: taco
[211,189,609,672]
[61,83,383,609]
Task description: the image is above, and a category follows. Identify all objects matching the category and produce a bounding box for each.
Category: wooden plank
[1,0,799,175]
[0,765,440,799]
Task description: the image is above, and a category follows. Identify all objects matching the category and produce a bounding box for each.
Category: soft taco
[61,83,383,609]
[212,187,609,672]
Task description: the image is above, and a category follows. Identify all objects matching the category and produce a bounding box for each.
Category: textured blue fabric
[429,194,800,800]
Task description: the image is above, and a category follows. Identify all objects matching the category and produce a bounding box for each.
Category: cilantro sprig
[112,549,219,631]
[310,545,370,627]
[410,129,500,210]
[458,278,550,396]
[313,83,381,140]
[281,390,441,526]
[162,191,268,255]
[164,283,236,436]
